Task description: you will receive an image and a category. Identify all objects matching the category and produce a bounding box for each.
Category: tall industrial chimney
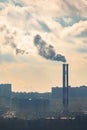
[63,64,69,112]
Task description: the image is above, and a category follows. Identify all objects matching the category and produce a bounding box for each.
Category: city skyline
[0,0,87,92]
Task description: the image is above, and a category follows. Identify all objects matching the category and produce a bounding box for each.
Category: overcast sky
[0,0,87,92]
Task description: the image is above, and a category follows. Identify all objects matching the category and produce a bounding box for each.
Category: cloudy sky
[0,0,87,92]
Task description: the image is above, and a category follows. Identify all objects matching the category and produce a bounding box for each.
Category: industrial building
[52,87,62,98]
[0,84,12,98]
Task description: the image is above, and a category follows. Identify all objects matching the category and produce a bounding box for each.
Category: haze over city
[0,0,87,92]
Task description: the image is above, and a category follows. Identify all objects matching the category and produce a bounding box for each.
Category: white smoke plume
[0,24,28,55]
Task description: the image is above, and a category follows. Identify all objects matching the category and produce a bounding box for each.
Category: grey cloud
[38,20,51,33]
[24,11,32,20]
[64,0,77,14]
[0,3,5,11]
[76,29,87,38]
[83,40,87,44]
[34,34,66,62]
[65,0,87,17]
[77,48,87,53]
[0,25,6,31]
[12,0,25,7]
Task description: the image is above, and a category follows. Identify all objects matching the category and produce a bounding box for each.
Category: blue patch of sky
[54,15,87,27]
[76,29,87,38]
[0,4,5,11]
[37,20,51,33]
[77,48,87,53]
[0,53,16,63]
[0,7,2,10]
[0,0,8,3]
[0,0,25,7]
[12,0,25,7]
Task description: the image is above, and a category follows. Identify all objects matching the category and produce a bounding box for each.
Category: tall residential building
[0,84,12,98]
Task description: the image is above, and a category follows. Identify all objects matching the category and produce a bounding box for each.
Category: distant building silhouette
[0,84,12,98]
[11,98,50,119]
[52,87,62,98]
[52,86,87,98]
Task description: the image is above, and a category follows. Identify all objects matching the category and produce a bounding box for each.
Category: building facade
[0,84,12,98]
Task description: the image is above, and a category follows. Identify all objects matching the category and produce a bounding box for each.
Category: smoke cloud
[34,35,66,62]
[0,24,29,55]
